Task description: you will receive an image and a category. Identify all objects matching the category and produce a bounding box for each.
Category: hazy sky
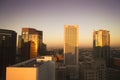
[0,0,120,48]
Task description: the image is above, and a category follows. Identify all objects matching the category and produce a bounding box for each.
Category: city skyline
[0,0,120,48]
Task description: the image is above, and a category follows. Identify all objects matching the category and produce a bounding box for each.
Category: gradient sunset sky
[0,0,120,48]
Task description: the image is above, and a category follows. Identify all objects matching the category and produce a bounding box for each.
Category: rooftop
[11,58,44,67]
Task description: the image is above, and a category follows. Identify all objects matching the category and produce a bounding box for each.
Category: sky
[0,0,120,48]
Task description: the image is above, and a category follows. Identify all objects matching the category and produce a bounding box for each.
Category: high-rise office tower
[64,24,79,65]
[21,28,43,61]
[64,25,79,79]
[93,29,110,80]
[93,29,110,67]
[0,29,17,80]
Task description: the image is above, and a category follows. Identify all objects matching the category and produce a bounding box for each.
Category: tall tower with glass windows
[93,29,110,80]
[64,25,79,65]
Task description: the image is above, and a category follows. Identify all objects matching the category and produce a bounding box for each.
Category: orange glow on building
[30,34,39,58]
[93,29,110,47]
[64,24,78,54]
[21,28,43,60]
[6,67,37,80]
[6,58,55,80]
[64,24,79,65]
[56,53,64,61]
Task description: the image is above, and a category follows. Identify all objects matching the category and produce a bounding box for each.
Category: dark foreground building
[0,29,17,80]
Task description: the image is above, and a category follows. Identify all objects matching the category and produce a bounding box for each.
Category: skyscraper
[93,29,110,80]
[21,28,43,61]
[0,29,17,80]
[64,24,79,65]
[64,25,79,79]
[93,29,110,67]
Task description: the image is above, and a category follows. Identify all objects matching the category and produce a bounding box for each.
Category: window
[26,32,28,34]
[2,36,5,40]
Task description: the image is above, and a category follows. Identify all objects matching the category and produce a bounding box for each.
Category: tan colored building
[64,25,79,65]
[64,25,79,79]
[64,25,78,54]
[6,58,55,80]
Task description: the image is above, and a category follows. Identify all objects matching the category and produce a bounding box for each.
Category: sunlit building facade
[21,28,43,61]
[93,30,110,48]
[93,29,110,80]
[64,25,79,65]
[93,29,110,67]
[6,58,55,80]
[64,25,79,79]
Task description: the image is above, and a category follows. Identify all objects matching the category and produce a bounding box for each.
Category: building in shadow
[0,29,17,80]
[79,51,96,80]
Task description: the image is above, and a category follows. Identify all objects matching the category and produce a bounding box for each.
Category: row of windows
[22,32,28,35]
[22,34,42,39]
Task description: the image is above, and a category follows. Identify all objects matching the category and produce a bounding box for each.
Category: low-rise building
[6,58,55,80]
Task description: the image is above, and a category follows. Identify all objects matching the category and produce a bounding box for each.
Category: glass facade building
[64,25,78,65]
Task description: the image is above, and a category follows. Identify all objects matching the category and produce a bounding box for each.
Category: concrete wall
[37,61,55,80]
[6,67,37,80]
[6,61,55,80]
